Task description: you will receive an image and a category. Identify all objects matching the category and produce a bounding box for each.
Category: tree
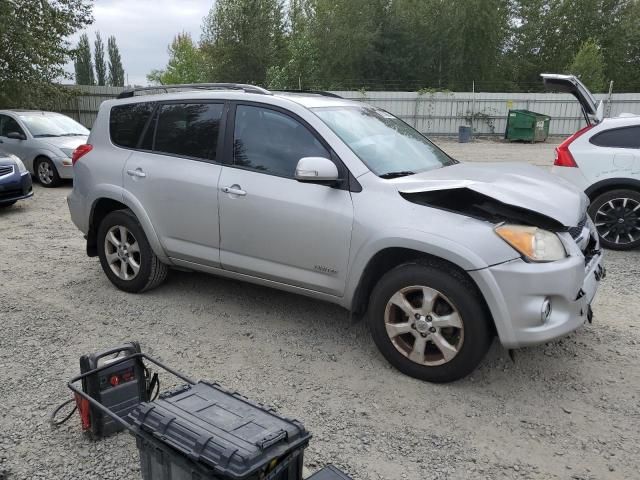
[567,38,606,92]
[147,33,206,85]
[201,0,286,84]
[0,0,93,107]
[107,35,125,86]
[74,33,94,85]
[94,32,107,86]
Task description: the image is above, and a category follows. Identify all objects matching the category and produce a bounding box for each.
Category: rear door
[585,125,640,180]
[123,101,226,266]
[217,103,354,296]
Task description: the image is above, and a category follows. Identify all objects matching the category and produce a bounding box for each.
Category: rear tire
[368,260,492,383]
[588,189,640,250]
[35,157,61,188]
[97,209,168,293]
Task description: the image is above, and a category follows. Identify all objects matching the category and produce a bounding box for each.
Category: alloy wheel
[37,161,54,185]
[384,285,464,366]
[594,197,640,246]
[104,225,141,281]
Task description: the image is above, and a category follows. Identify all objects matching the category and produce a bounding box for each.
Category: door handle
[126,168,146,178]
[222,185,246,196]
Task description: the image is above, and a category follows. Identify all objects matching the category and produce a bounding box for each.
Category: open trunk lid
[541,73,603,124]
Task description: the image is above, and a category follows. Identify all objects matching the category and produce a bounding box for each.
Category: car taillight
[71,144,93,166]
[554,125,593,167]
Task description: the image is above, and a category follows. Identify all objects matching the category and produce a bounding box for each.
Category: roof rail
[273,89,343,99]
[116,83,272,99]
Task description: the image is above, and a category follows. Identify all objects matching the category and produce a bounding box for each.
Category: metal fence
[61,85,640,136]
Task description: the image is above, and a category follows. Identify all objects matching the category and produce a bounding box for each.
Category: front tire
[35,157,61,187]
[97,209,168,293]
[588,189,640,250]
[368,260,492,383]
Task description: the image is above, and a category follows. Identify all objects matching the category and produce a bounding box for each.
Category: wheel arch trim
[585,177,640,200]
[88,187,170,264]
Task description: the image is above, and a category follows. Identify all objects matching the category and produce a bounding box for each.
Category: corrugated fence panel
[55,86,640,135]
[334,91,640,136]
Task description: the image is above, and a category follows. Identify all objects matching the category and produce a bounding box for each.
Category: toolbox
[69,352,311,480]
[129,381,311,480]
[306,466,353,479]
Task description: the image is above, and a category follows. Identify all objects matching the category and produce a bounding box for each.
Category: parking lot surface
[1,139,639,480]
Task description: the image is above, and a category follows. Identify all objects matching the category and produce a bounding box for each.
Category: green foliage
[0,0,92,107]
[148,0,640,92]
[200,0,286,84]
[107,36,125,86]
[74,33,94,85]
[94,32,107,86]
[567,38,606,92]
[147,33,206,85]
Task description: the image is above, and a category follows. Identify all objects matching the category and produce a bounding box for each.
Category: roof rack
[272,89,343,99]
[116,83,272,99]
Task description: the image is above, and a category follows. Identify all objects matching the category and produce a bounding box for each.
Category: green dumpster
[505,109,551,142]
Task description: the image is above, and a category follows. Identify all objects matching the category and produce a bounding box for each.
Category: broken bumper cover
[469,248,604,349]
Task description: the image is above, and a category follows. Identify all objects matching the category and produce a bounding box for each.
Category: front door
[218,104,354,296]
[123,101,225,266]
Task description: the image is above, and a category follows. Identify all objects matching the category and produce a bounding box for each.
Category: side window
[233,105,330,177]
[590,126,640,149]
[110,102,155,148]
[154,103,223,161]
[0,115,24,137]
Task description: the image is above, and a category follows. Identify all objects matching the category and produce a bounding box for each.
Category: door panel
[123,102,225,266]
[218,103,354,296]
[218,168,353,295]
[125,152,223,265]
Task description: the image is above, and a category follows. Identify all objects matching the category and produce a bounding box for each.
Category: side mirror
[294,157,339,182]
[7,131,26,140]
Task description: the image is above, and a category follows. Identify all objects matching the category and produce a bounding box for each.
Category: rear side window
[110,103,154,148]
[590,126,640,149]
[154,103,224,161]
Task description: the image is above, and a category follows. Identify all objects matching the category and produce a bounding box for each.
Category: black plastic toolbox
[128,381,312,480]
[306,466,353,479]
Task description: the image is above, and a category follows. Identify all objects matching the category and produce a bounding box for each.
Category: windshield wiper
[60,133,87,136]
[379,171,415,179]
[34,134,61,138]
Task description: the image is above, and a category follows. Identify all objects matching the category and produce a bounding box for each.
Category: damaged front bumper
[469,234,605,349]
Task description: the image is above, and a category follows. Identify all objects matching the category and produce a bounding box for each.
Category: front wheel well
[87,198,129,256]
[351,248,495,332]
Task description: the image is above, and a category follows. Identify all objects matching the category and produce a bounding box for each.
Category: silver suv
[68,84,605,382]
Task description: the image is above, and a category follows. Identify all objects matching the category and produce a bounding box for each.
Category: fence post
[471,80,475,137]
[606,80,614,118]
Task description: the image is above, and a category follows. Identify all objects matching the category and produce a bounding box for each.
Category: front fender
[343,227,518,308]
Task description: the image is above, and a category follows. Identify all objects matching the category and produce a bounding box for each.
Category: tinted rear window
[110,103,154,148]
[154,103,224,160]
[590,126,640,149]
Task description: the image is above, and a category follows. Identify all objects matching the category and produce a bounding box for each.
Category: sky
[66,0,213,86]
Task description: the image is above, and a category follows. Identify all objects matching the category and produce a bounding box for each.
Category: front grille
[0,165,14,177]
[568,214,588,240]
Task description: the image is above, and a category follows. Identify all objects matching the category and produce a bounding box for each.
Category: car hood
[41,136,88,151]
[391,162,588,228]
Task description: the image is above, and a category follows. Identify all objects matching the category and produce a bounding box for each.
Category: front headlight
[10,155,28,174]
[60,147,75,158]
[495,224,567,262]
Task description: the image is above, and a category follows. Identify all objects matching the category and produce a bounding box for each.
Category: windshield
[18,113,89,138]
[312,106,456,177]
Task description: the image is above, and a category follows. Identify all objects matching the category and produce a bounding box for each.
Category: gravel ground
[1,139,639,480]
